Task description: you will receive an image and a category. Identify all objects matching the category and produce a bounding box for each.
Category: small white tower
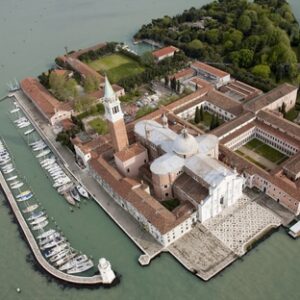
[161,113,168,128]
[98,258,116,284]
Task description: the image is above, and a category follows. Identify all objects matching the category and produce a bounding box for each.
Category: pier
[0,171,104,285]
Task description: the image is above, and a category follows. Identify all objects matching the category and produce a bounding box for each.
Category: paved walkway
[0,172,104,285]
[203,195,282,256]
[12,91,163,262]
[239,146,277,170]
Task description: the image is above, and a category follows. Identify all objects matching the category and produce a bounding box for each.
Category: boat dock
[0,171,104,285]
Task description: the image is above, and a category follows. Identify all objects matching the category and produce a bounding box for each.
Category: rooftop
[114,143,147,162]
[191,61,229,78]
[152,46,179,59]
[244,83,297,113]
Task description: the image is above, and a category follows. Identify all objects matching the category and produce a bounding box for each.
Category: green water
[1,1,300,299]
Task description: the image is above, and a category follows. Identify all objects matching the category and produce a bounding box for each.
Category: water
[0,1,300,299]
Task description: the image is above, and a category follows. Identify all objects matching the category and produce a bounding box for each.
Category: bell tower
[103,76,129,152]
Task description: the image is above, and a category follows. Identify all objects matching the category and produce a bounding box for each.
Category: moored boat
[23,204,39,213]
[76,185,89,198]
[44,243,70,258]
[63,192,75,206]
[16,190,32,199]
[48,249,70,263]
[57,182,73,194]
[36,229,56,240]
[59,254,88,271]
[67,260,94,274]
[31,220,49,231]
[40,236,66,250]
[10,181,24,189]
[70,187,80,202]
[55,252,77,267]
[24,128,34,135]
[30,215,48,226]
[27,211,46,221]
[36,149,51,158]
[7,175,18,181]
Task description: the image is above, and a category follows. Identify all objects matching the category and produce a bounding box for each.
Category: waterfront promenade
[12,91,164,265]
[0,172,104,285]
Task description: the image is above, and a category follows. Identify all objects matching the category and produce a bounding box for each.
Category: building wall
[50,110,72,126]
[115,150,148,177]
[199,174,244,222]
[265,89,297,112]
[108,119,129,152]
[74,145,91,167]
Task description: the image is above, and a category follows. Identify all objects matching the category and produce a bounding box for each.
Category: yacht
[40,236,66,250]
[31,220,49,231]
[70,187,80,202]
[38,232,61,247]
[30,215,48,226]
[48,249,70,263]
[27,211,46,221]
[55,253,77,267]
[24,128,34,135]
[17,192,33,202]
[23,204,39,214]
[53,177,71,188]
[36,229,56,240]
[7,175,18,181]
[36,149,51,158]
[67,260,94,274]
[16,190,32,199]
[57,182,73,194]
[44,243,70,258]
[59,254,88,271]
[76,185,89,198]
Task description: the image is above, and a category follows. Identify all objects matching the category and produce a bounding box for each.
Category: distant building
[152,46,179,62]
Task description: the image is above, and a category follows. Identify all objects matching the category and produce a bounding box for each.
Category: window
[220,196,224,205]
[127,168,130,173]
[112,106,119,114]
[165,193,169,197]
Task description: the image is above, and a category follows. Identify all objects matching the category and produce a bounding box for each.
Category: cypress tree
[199,106,204,121]
[176,80,181,93]
[194,106,200,124]
[165,75,169,87]
[210,114,216,130]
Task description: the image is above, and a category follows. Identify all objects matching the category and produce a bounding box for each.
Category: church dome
[172,129,198,158]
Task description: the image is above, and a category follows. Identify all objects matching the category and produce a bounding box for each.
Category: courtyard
[86,53,145,83]
[236,138,288,171]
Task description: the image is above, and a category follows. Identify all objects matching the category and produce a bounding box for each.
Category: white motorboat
[16,190,31,199]
[67,260,94,274]
[57,182,73,194]
[45,243,70,258]
[44,163,59,170]
[31,220,49,231]
[36,149,51,158]
[63,192,76,206]
[2,163,13,171]
[53,177,71,188]
[7,175,18,181]
[3,167,15,174]
[29,140,43,146]
[48,249,70,263]
[36,229,56,240]
[41,158,56,168]
[23,204,39,214]
[70,187,80,202]
[18,121,31,129]
[55,253,77,267]
[10,108,20,114]
[76,185,89,198]
[49,167,62,174]
[0,158,11,166]
[32,143,47,151]
[38,232,61,247]
[27,211,46,221]
[10,181,24,189]
[14,117,27,124]
[24,128,34,135]
[52,174,68,182]
[40,236,66,250]
[59,255,88,271]
[17,192,33,202]
[30,215,48,226]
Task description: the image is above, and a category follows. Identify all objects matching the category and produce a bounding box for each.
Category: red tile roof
[114,143,146,161]
[20,77,73,120]
[152,46,179,59]
[169,68,195,81]
[191,61,229,78]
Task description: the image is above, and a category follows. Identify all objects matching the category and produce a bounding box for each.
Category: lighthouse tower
[103,76,129,152]
[98,258,116,284]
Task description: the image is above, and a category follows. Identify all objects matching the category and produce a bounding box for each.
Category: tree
[237,15,252,33]
[239,49,254,68]
[210,114,216,130]
[281,102,287,117]
[251,65,271,79]
[164,75,169,87]
[199,106,204,121]
[49,72,77,101]
[206,29,220,44]
[170,77,177,91]
[84,75,99,93]
[176,80,181,93]
[74,95,97,112]
[194,106,200,124]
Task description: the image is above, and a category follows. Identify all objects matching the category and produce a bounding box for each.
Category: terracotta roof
[257,110,300,142]
[20,77,73,120]
[52,69,69,77]
[69,42,107,59]
[152,46,179,59]
[114,143,146,161]
[65,57,104,83]
[211,112,255,138]
[72,134,111,155]
[89,155,192,234]
[204,90,244,116]
[191,61,229,78]
[190,77,213,89]
[60,118,75,131]
[283,152,300,176]
[244,83,298,113]
[169,68,195,81]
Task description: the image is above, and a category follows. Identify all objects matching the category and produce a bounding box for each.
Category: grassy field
[87,54,144,83]
[244,138,288,163]
[235,149,269,171]
[88,118,108,135]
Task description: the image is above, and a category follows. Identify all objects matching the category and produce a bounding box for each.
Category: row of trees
[165,76,181,93]
[194,106,221,130]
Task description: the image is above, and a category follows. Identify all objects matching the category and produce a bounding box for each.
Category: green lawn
[161,199,180,211]
[86,54,145,83]
[244,138,288,163]
[88,118,108,135]
[235,150,269,171]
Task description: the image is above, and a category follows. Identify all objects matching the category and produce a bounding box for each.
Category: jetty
[0,171,105,285]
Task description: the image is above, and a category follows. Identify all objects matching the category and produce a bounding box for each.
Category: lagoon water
[0,1,300,299]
